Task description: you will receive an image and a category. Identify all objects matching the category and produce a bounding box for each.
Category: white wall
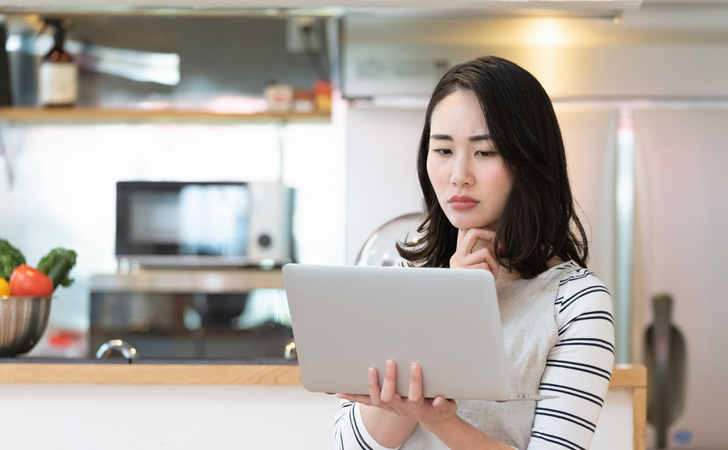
[345,107,423,263]
[554,107,618,294]
[633,109,728,448]
[0,122,346,331]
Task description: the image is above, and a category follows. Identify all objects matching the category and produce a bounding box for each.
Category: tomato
[0,277,9,296]
[9,265,54,297]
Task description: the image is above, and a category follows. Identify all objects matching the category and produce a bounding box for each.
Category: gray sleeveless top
[399,266,563,450]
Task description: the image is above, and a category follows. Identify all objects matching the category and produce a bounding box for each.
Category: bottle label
[39,62,78,105]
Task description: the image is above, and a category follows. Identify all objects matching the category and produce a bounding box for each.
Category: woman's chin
[448,217,490,230]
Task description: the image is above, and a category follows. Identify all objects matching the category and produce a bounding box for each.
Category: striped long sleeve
[528,264,615,449]
[335,400,398,450]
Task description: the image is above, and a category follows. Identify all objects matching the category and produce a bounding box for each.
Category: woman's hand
[338,360,458,428]
[450,228,500,280]
[338,361,513,450]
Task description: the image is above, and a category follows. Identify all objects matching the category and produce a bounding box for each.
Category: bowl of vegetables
[0,239,77,357]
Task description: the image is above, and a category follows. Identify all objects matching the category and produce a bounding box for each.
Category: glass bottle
[38,20,77,108]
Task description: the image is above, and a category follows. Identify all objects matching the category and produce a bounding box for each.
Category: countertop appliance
[115,181,295,268]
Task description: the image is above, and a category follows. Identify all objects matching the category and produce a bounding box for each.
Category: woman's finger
[380,359,398,403]
[450,254,490,271]
[432,396,450,414]
[473,226,497,240]
[459,228,495,254]
[458,228,481,255]
[470,248,500,280]
[471,238,489,253]
[407,362,425,406]
[457,249,490,266]
[456,248,496,270]
[367,367,382,406]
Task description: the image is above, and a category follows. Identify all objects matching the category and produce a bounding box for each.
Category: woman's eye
[476,150,495,157]
[433,148,452,155]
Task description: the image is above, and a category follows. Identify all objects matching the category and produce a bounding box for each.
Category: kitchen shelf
[0,107,331,125]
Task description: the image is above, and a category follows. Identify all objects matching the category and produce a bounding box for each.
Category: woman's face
[426,90,513,231]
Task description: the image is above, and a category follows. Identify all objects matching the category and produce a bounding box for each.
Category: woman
[335,56,615,450]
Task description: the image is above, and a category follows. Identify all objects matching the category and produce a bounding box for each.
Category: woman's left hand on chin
[337,359,458,428]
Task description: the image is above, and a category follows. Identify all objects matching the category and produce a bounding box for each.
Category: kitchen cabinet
[0,361,646,450]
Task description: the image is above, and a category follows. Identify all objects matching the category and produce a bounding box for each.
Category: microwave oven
[115,181,295,267]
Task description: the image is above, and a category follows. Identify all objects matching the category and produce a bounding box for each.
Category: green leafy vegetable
[37,247,77,290]
[0,239,26,280]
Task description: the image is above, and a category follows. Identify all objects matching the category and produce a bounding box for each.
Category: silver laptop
[282,264,555,401]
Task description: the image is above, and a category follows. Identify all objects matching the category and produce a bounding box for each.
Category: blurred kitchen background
[1,0,727,447]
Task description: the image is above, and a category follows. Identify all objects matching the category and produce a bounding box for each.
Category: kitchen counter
[0,358,642,388]
[0,362,646,449]
[0,357,301,385]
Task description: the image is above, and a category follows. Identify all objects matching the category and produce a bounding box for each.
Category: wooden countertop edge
[0,364,303,385]
[610,363,647,388]
[0,363,646,387]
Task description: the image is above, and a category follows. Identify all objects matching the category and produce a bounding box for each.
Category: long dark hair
[397,56,588,279]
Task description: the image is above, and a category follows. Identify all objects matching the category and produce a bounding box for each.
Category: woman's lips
[448,195,479,211]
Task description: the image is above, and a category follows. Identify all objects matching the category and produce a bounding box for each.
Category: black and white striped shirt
[334,261,615,450]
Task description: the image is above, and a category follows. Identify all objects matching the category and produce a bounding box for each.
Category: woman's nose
[450,157,473,186]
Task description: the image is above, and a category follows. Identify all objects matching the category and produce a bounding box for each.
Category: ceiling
[0,0,645,17]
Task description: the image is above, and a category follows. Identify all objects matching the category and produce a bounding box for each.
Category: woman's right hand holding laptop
[338,359,456,447]
[339,358,514,449]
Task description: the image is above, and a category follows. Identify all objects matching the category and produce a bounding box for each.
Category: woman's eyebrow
[429,134,491,141]
[469,134,491,142]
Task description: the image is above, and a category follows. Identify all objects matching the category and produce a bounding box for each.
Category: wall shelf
[0,107,331,125]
